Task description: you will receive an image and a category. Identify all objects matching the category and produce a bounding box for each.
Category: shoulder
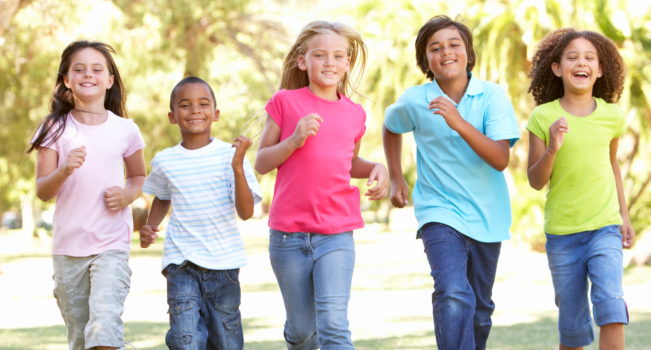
[340,95,366,115]
[403,84,428,101]
[151,146,179,163]
[597,98,624,116]
[109,112,140,130]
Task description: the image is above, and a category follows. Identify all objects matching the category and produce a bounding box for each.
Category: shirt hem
[268,222,364,235]
[161,259,247,272]
[544,220,623,236]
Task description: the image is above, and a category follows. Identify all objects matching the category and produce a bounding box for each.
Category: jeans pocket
[215,273,241,313]
[223,311,243,350]
[269,230,285,247]
[225,268,240,284]
[166,299,194,347]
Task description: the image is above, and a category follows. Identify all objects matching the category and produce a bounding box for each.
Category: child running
[383,15,520,350]
[526,29,633,350]
[139,76,262,350]
[29,41,146,350]
[254,20,389,350]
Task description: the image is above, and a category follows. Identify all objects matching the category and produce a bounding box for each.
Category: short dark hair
[169,76,217,110]
[415,15,476,81]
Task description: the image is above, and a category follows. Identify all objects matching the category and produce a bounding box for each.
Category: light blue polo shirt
[384,73,520,243]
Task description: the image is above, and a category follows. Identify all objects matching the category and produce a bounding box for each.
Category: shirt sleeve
[614,105,627,138]
[484,86,521,147]
[229,152,263,205]
[354,107,367,143]
[265,90,285,129]
[143,157,171,200]
[30,119,63,152]
[525,107,547,144]
[123,119,146,157]
[384,92,416,134]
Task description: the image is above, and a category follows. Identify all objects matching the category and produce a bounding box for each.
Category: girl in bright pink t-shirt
[28,41,146,350]
[255,21,388,350]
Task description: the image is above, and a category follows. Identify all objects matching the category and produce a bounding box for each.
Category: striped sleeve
[143,156,172,200]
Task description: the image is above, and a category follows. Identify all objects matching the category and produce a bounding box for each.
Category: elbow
[238,210,253,221]
[35,187,53,202]
[527,175,544,191]
[254,160,269,175]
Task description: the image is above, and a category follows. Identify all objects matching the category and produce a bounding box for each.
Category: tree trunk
[0,0,30,37]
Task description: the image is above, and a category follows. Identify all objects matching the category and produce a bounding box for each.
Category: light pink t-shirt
[265,87,366,234]
[33,111,145,256]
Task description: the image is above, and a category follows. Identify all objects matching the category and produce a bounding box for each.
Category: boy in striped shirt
[140,76,262,350]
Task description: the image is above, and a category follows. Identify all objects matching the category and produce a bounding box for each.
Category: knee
[284,322,318,345]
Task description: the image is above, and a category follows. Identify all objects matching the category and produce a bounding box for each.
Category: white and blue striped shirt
[143,138,262,271]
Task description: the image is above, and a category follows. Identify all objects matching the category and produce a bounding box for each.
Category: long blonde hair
[279,20,368,98]
[244,21,369,139]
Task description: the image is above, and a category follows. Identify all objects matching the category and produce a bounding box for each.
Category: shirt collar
[426,72,484,104]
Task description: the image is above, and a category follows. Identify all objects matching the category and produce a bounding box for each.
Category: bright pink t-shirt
[265,87,366,234]
[34,111,145,256]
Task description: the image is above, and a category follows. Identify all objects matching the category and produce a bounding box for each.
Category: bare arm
[35,146,86,202]
[610,138,635,248]
[255,114,322,174]
[527,118,569,190]
[382,125,409,208]
[350,139,388,200]
[140,196,171,248]
[429,97,509,171]
[232,135,255,220]
[105,149,147,211]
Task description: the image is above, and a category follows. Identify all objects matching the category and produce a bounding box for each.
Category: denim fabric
[546,225,629,348]
[269,229,355,350]
[164,261,243,350]
[420,223,501,350]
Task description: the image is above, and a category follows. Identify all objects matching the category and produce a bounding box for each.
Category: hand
[61,146,86,176]
[140,224,159,248]
[104,186,131,211]
[547,117,569,154]
[390,177,409,208]
[232,135,252,170]
[290,113,322,149]
[429,97,466,131]
[620,220,635,248]
[365,163,389,200]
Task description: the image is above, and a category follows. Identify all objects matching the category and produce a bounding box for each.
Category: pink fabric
[265,87,366,234]
[33,111,145,256]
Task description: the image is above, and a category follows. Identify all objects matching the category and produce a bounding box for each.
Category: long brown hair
[27,41,127,154]
[527,29,626,105]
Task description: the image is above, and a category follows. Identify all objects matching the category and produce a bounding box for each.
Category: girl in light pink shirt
[255,21,389,350]
[28,41,146,350]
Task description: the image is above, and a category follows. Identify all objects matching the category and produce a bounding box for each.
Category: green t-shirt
[526,98,626,235]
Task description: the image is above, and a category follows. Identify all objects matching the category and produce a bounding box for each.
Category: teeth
[442,60,455,65]
[574,72,588,76]
[189,119,203,124]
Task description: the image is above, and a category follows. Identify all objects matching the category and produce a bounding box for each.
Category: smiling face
[552,37,602,96]
[298,32,350,99]
[64,47,114,103]
[425,27,468,82]
[168,83,219,137]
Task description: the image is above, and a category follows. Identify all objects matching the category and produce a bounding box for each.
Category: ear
[598,64,603,78]
[107,75,115,90]
[346,56,351,72]
[551,62,562,77]
[168,111,177,125]
[213,109,220,122]
[298,55,308,71]
[63,74,71,89]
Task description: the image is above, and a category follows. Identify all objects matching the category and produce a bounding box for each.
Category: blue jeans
[546,225,629,348]
[269,229,355,350]
[163,261,243,350]
[420,223,501,350]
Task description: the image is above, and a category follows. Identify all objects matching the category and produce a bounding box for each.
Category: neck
[559,89,596,117]
[307,84,339,101]
[71,96,108,125]
[436,73,469,104]
[180,133,212,150]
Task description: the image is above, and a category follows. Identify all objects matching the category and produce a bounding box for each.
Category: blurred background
[1,0,651,349]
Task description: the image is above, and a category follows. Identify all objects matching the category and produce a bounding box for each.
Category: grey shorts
[53,250,131,350]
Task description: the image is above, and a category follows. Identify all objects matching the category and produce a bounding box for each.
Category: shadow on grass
[3,314,649,350]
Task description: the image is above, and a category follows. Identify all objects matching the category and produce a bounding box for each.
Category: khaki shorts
[53,250,131,350]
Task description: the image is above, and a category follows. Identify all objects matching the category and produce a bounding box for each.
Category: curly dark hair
[415,15,476,81]
[527,28,625,105]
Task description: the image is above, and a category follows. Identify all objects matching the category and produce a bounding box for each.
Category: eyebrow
[176,97,212,105]
[71,62,106,66]
[565,50,596,55]
[428,37,462,48]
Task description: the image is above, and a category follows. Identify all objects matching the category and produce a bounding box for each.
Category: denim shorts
[545,225,628,348]
[164,261,243,350]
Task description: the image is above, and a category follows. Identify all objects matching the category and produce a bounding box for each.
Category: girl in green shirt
[526,29,633,350]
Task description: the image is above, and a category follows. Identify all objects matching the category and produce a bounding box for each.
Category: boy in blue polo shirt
[139,76,262,350]
[383,16,520,350]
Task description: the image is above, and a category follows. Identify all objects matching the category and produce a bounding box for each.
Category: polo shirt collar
[426,72,484,103]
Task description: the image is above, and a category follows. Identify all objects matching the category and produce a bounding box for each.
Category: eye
[431,47,440,52]
[451,44,460,47]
